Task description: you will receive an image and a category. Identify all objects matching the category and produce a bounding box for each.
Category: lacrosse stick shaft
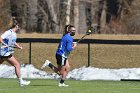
[1,42,17,48]
[1,46,17,48]
[76,26,95,43]
[77,34,87,43]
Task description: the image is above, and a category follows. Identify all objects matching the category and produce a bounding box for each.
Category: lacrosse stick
[1,46,17,48]
[1,42,17,48]
[0,45,18,56]
[76,27,96,43]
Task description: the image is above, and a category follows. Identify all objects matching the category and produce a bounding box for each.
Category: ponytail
[63,24,75,35]
[9,17,19,29]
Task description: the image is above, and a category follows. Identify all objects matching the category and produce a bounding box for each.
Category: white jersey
[0,29,17,56]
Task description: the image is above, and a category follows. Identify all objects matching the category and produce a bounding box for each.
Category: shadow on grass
[30,84,56,87]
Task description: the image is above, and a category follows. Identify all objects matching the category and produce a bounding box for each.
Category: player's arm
[0,37,9,48]
[14,42,23,49]
[72,42,77,49]
[66,37,73,52]
[0,31,11,47]
[67,38,77,51]
[0,37,3,43]
[67,41,73,52]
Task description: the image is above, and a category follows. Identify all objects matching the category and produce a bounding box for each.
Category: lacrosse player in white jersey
[0,19,30,87]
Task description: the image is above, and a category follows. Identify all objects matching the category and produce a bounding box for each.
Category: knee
[66,66,70,72]
[59,69,64,75]
[14,63,20,68]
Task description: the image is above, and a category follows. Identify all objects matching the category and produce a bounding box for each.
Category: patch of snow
[0,64,140,81]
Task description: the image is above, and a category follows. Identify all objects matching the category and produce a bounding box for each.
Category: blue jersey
[56,34,73,58]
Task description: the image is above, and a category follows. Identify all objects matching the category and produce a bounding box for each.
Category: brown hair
[64,24,75,35]
[9,17,19,29]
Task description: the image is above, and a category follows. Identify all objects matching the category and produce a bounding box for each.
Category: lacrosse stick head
[86,27,96,35]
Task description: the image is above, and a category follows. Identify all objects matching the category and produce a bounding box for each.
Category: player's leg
[6,55,30,86]
[47,61,60,75]
[65,60,70,74]
[58,65,66,79]
[41,60,60,75]
[0,57,4,64]
[58,65,69,87]
[6,55,20,78]
[43,54,65,75]
[59,60,70,81]
[58,58,69,87]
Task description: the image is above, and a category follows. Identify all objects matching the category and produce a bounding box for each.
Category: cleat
[58,83,69,87]
[41,60,51,69]
[20,80,31,87]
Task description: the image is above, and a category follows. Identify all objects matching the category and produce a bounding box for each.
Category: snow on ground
[0,64,140,80]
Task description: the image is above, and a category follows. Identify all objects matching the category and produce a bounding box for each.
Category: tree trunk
[46,0,59,33]
[37,4,49,33]
[74,0,79,33]
[66,0,72,25]
[59,0,72,33]
[0,0,11,32]
[26,0,38,32]
[100,0,106,30]
[79,1,87,33]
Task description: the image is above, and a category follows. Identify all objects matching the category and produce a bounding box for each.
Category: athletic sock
[48,63,53,69]
[19,77,23,82]
[60,79,64,83]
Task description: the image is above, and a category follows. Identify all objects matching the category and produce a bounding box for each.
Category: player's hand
[18,46,23,49]
[72,42,77,49]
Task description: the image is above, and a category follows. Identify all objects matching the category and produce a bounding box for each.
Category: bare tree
[46,0,59,33]
[100,0,106,31]
[0,0,11,32]
[73,0,79,33]
[1,0,140,34]
[66,0,72,25]
[26,0,38,32]
[59,0,72,33]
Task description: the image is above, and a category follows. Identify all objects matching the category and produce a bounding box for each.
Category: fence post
[88,43,90,67]
[29,42,32,64]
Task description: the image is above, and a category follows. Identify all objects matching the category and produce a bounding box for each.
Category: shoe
[41,60,51,69]
[58,83,69,87]
[20,80,31,87]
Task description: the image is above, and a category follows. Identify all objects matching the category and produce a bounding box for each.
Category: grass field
[1,34,140,93]
[0,78,140,93]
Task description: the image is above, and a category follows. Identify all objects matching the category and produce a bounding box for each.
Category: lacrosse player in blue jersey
[0,19,30,86]
[41,24,77,87]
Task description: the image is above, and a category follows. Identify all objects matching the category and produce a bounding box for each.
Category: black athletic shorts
[0,54,12,59]
[56,54,67,66]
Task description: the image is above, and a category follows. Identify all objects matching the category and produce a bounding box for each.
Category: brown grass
[18,33,140,40]
[8,33,140,71]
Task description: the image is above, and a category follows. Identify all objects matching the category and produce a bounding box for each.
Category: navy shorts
[0,54,12,59]
[56,54,67,66]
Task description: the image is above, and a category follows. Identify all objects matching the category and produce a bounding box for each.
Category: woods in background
[0,0,140,34]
